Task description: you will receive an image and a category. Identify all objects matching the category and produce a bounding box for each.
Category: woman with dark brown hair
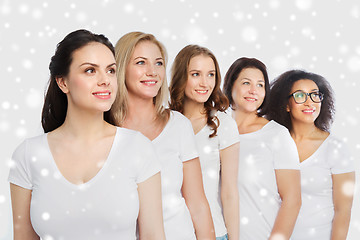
[223,57,301,240]
[170,45,239,240]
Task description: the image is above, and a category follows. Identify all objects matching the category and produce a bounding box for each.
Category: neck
[183,98,206,120]
[125,94,158,127]
[60,105,109,140]
[290,121,319,140]
[232,109,259,127]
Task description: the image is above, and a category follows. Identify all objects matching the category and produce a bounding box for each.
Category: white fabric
[152,110,199,240]
[195,111,239,236]
[291,134,355,240]
[237,120,300,240]
[8,127,160,240]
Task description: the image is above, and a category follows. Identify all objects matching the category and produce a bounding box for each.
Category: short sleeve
[8,140,33,189]
[327,136,355,174]
[176,112,199,162]
[135,133,161,183]
[217,112,239,150]
[271,125,300,170]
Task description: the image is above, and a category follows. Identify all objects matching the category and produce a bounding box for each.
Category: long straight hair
[114,32,169,126]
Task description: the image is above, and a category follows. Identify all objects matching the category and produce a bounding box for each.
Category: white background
[0,0,359,239]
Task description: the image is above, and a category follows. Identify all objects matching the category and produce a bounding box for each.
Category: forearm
[221,193,239,240]
[269,199,301,240]
[187,201,215,240]
[330,210,352,240]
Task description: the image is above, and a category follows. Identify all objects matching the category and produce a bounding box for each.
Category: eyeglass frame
[288,90,324,104]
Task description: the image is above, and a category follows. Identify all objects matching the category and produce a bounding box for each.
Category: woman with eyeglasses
[223,58,301,240]
[267,69,355,240]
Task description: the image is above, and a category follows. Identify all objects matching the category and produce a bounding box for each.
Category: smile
[195,90,208,94]
[140,80,157,86]
[302,109,315,113]
[93,91,111,99]
[244,97,257,102]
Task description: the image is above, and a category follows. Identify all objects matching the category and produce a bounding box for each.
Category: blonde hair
[114,32,169,125]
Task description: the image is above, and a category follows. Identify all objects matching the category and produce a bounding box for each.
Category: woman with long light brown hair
[169,45,239,240]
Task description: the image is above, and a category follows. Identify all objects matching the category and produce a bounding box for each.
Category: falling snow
[1,1,359,240]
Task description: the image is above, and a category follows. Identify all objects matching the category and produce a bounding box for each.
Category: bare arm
[137,172,166,240]
[330,172,355,240]
[10,183,39,240]
[269,169,301,240]
[182,158,216,240]
[220,143,239,240]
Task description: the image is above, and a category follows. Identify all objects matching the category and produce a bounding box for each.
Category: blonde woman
[169,45,239,240]
[114,32,215,240]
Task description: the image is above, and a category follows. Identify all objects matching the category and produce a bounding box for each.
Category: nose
[303,95,313,106]
[199,75,207,86]
[248,84,256,94]
[98,71,110,86]
[146,64,157,76]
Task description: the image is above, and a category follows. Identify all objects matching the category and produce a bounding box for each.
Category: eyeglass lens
[293,91,322,103]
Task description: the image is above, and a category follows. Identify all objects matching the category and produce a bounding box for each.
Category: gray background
[0,0,359,239]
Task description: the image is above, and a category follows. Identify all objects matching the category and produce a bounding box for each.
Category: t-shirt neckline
[44,127,119,189]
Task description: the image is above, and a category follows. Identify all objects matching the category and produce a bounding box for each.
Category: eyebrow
[189,69,216,72]
[79,62,116,68]
[241,77,264,82]
[134,57,164,61]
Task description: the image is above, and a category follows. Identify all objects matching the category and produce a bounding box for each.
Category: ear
[56,76,69,94]
[286,104,290,112]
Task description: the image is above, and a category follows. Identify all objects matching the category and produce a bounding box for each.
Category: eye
[208,72,215,77]
[257,83,264,88]
[242,81,250,85]
[155,61,163,66]
[107,68,116,74]
[191,72,199,77]
[136,60,145,65]
[85,68,95,74]
[295,92,305,98]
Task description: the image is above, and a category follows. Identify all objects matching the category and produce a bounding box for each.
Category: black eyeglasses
[288,90,324,104]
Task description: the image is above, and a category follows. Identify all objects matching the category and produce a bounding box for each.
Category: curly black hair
[267,69,335,132]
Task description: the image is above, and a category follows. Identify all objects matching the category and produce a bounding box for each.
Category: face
[231,67,265,113]
[287,79,321,125]
[125,41,165,100]
[58,42,117,113]
[184,55,216,104]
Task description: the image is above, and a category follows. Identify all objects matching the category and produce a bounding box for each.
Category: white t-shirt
[152,111,199,240]
[8,127,160,240]
[238,120,300,240]
[291,134,355,240]
[195,111,239,237]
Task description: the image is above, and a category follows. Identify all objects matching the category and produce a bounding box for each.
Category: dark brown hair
[169,45,228,138]
[223,57,270,116]
[42,29,116,133]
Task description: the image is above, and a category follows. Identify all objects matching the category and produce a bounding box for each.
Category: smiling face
[231,67,266,113]
[184,55,216,104]
[287,79,321,126]
[125,41,165,101]
[57,42,117,113]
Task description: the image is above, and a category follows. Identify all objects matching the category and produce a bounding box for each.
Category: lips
[140,80,158,86]
[244,97,257,102]
[195,89,209,94]
[93,91,111,99]
[302,109,315,114]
